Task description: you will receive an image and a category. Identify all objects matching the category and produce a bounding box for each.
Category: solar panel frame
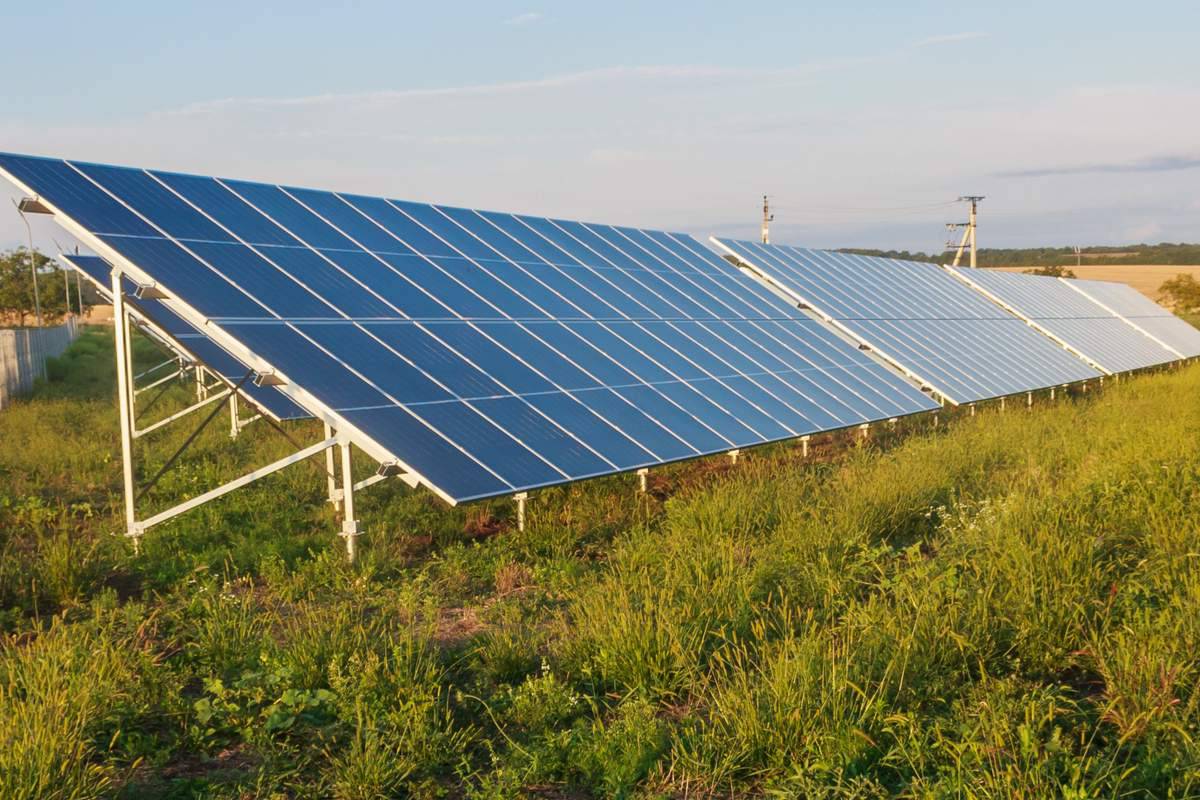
[1,153,938,505]
[61,254,311,422]
[711,238,1103,404]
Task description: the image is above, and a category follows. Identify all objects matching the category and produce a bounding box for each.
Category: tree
[1158,273,1200,313]
[0,248,81,326]
[1023,265,1077,278]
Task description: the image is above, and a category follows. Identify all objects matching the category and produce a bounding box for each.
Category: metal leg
[1000,397,1006,412]
[122,308,136,413]
[728,449,741,464]
[801,436,810,457]
[229,392,240,439]
[339,441,361,562]
[111,270,139,548]
[969,403,976,417]
[324,423,341,510]
[636,468,648,493]
[1026,392,1033,409]
[858,423,869,440]
[514,492,528,531]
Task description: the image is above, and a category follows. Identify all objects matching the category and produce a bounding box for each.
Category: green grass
[3,326,1200,797]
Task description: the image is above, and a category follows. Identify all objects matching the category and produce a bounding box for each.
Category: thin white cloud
[504,11,542,26]
[163,62,853,116]
[912,31,988,48]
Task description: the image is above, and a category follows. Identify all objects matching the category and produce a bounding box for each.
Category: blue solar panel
[1064,278,1200,359]
[62,254,310,421]
[951,269,1179,373]
[2,153,938,503]
[712,239,1102,404]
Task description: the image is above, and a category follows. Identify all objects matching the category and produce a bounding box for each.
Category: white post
[969,403,976,417]
[122,311,136,415]
[515,492,528,531]
[858,423,869,441]
[932,412,939,429]
[1050,387,1056,402]
[339,441,360,562]
[636,468,648,493]
[324,423,340,510]
[1000,396,1006,412]
[229,392,240,439]
[111,270,139,548]
[728,449,741,464]
[801,436,810,457]
[1026,392,1033,409]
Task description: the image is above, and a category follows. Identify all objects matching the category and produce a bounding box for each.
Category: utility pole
[945,195,984,268]
[761,195,774,244]
[1073,245,1082,269]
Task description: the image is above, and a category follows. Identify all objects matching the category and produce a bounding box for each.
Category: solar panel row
[0,153,938,504]
[948,268,1179,374]
[711,239,1103,404]
[62,254,310,422]
[1065,278,1200,359]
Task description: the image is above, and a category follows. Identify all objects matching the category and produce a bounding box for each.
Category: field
[3,326,1200,798]
[988,264,1200,301]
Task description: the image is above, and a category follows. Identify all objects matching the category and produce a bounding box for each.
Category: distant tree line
[836,242,1200,268]
[0,248,89,327]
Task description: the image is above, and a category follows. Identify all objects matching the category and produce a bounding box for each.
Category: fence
[0,318,79,409]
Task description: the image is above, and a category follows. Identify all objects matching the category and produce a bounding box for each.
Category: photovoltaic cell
[61,254,310,421]
[1,153,938,503]
[950,268,1179,373]
[712,239,1102,404]
[1064,278,1200,359]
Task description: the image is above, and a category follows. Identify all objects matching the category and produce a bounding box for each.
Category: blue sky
[2,0,1198,253]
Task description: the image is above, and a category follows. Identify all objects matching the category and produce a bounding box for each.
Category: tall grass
[1,326,1199,796]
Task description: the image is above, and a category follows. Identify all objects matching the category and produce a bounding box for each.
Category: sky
[2,0,1199,255]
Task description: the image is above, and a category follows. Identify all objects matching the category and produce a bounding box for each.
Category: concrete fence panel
[0,318,78,409]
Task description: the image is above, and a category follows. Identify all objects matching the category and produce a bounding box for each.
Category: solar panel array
[951,268,1178,373]
[62,254,310,421]
[711,239,1102,404]
[1,153,938,504]
[1065,278,1200,359]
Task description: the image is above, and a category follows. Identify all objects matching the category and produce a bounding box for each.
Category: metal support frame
[1000,397,1006,412]
[969,403,976,417]
[636,468,649,493]
[514,492,528,532]
[135,366,184,396]
[339,441,362,561]
[108,268,354,556]
[728,449,741,464]
[1026,391,1033,409]
[135,388,231,439]
[800,436,810,457]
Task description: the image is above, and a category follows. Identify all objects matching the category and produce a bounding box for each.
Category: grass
[2,325,1200,797]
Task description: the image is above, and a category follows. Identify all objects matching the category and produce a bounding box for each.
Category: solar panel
[1064,278,1200,359]
[712,239,1101,404]
[949,268,1179,373]
[2,153,938,504]
[62,254,310,421]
